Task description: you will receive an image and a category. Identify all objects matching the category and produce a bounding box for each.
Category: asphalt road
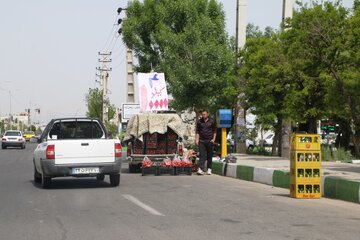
[1,143,360,240]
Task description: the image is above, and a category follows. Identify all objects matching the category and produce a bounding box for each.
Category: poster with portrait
[137,72,169,112]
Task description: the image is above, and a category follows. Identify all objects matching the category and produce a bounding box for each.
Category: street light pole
[9,90,12,130]
[235,0,247,153]
[117,7,135,103]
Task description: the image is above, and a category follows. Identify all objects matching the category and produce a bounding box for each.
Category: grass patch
[321,146,355,162]
[247,146,271,156]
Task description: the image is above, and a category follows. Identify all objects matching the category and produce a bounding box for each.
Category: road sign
[121,103,140,123]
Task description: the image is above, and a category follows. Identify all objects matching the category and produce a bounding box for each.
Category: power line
[106,32,119,53]
[112,44,126,61]
[101,14,120,52]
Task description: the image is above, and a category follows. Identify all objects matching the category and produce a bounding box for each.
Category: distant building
[0,112,30,131]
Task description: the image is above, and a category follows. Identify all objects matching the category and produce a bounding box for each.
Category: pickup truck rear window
[49,121,104,139]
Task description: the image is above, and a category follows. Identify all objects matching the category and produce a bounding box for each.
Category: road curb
[212,161,225,176]
[323,177,360,203]
[253,167,274,186]
[213,162,360,204]
[236,165,254,181]
[272,170,290,189]
[225,163,237,178]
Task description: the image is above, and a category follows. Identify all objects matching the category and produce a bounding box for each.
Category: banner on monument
[137,73,169,112]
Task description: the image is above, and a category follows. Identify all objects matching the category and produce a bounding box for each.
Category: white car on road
[1,130,26,149]
[33,118,122,188]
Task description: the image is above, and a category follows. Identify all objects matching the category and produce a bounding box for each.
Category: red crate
[147,140,157,149]
[174,167,192,175]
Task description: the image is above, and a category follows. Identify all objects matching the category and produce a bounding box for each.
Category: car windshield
[5,132,21,136]
[266,134,274,139]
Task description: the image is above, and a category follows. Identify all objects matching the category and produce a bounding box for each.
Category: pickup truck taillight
[46,145,55,159]
[178,144,183,156]
[18,138,23,141]
[115,143,122,157]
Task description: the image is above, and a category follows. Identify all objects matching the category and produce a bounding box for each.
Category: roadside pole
[281,0,293,158]
[235,0,247,153]
[97,52,112,123]
[217,109,232,158]
[221,128,227,158]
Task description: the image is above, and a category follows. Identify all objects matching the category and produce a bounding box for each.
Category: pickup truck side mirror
[37,138,43,144]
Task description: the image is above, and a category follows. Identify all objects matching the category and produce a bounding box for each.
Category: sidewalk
[211,154,360,204]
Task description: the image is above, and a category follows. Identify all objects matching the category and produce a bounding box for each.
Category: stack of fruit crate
[290,134,321,199]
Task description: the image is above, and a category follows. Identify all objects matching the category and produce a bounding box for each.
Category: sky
[0,0,354,125]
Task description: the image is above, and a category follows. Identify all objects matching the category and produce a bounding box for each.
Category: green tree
[122,0,236,112]
[240,33,290,156]
[105,121,119,138]
[0,121,4,133]
[246,23,262,39]
[282,1,360,156]
[85,88,116,121]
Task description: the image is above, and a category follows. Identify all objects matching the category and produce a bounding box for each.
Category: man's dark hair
[201,109,208,113]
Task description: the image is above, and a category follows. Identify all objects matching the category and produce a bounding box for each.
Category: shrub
[321,145,355,162]
[248,146,270,156]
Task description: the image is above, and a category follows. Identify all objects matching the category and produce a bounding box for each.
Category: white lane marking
[122,194,165,216]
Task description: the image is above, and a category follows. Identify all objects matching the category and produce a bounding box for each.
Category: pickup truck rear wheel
[34,166,42,183]
[42,175,52,189]
[109,174,120,186]
[96,174,105,181]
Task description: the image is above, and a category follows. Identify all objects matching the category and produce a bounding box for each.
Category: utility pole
[126,48,135,103]
[25,108,30,130]
[281,0,293,158]
[9,90,12,130]
[117,7,135,103]
[282,0,293,22]
[97,52,112,123]
[235,0,247,153]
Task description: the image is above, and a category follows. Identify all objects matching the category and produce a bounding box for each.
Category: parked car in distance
[227,134,255,151]
[1,130,26,149]
[23,131,36,141]
[259,133,274,147]
[33,118,122,188]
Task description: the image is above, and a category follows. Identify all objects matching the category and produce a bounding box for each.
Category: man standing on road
[196,110,217,175]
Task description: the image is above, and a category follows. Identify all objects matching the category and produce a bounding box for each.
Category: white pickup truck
[33,118,122,188]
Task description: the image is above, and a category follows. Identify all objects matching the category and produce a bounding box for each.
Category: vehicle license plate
[71,167,100,174]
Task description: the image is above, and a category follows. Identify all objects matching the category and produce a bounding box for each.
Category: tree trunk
[281,120,292,158]
[272,116,283,156]
[352,136,360,158]
[309,118,318,134]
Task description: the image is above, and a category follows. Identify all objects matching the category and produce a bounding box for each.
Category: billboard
[121,103,140,123]
[137,72,169,112]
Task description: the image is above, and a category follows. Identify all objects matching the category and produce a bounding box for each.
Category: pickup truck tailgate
[54,140,115,165]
